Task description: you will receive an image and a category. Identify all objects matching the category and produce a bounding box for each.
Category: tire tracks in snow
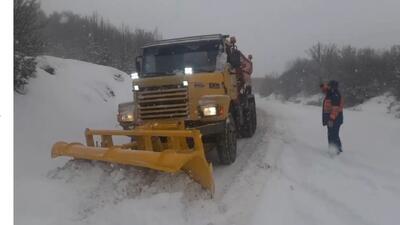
[180,108,281,225]
[278,170,376,225]
[212,108,271,200]
[269,122,376,225]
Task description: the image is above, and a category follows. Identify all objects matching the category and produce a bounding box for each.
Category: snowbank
[350,93,400,118]
[15,56,132,176]
[14,56,132,224]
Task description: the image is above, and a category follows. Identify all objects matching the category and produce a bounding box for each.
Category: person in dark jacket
[320,80,344,154]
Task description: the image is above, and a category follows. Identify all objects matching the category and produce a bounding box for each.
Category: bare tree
[257,43,400,105]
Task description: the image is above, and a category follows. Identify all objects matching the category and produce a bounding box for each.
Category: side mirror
[135,56,143,73]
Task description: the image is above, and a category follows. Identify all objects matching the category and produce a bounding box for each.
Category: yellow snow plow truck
[51,34,257,193]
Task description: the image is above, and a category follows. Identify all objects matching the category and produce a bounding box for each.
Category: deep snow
[252,98,400,225]
[14,56,400,225]
[14,56,133,225]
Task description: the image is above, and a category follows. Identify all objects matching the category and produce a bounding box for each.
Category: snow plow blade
[51,128,214,193]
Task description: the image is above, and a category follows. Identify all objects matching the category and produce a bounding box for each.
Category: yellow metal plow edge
[51,128,214,193]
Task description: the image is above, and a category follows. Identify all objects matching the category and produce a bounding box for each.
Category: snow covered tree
[41,12,160,73]
[14,0,44,94]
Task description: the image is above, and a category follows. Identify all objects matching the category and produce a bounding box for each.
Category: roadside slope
[14,56,132,225]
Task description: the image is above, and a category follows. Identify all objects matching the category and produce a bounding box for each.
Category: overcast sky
[40,0,400,77]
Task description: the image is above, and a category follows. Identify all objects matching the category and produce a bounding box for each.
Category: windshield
[142,40,223,77]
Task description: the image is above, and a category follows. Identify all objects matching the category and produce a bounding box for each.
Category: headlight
[131,72,139,79]
[133,85,139,91]
[184,67,193,75]
[118,102,135,122]
[120,113,134,122]
[201,106,217,116]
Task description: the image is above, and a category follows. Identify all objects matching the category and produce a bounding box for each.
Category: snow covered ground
[252,98,400,225]
[14,56,133,225]
[14,56,400,225]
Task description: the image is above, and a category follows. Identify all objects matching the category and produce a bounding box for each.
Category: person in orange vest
[320,80,344,155]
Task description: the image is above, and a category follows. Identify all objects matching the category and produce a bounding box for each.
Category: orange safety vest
[323,97,344,120]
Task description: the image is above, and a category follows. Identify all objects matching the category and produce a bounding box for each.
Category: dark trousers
[328,124,342,152]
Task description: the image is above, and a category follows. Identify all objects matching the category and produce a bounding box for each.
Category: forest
[14,0,160,93]
[255,43,400,106]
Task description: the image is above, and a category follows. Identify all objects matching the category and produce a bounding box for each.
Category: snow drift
[14,56,133,224]
[15,56,132,176]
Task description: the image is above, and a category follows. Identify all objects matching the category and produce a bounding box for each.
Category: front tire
[217,114,237,165]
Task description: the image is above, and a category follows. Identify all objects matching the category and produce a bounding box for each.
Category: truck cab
[118,34,257,164]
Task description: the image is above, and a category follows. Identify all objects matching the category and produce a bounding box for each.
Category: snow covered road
[14,57,400,225]
[252,98,400,225]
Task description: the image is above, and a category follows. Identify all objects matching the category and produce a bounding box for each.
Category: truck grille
[137,85,189,120]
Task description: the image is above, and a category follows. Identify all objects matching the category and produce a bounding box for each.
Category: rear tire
[251,101,257,133]
[217,114,237,165]
[241,100,256,138]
